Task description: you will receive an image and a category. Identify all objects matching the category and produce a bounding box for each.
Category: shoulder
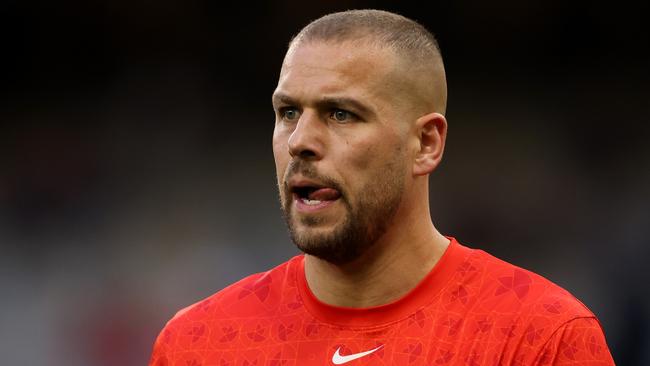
[454,241,596,322]
[447,241,613,362]
[164,255,303,329]
[148,256,305,362]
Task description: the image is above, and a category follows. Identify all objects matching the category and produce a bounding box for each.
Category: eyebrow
[272,92,375,118]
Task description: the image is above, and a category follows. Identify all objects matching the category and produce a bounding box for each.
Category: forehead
[275,41,399,105]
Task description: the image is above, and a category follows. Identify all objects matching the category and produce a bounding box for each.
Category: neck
[303,196,449,308]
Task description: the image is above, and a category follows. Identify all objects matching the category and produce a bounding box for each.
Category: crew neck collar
[294,237,469,328]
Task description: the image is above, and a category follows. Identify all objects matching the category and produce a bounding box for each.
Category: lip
[287,175,327,191]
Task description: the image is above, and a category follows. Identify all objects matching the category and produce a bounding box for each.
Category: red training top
[149,237,615,365]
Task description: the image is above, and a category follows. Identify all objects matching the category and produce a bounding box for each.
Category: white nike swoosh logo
[332,345,383,364]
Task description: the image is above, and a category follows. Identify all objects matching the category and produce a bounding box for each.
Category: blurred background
[1,0,648,365]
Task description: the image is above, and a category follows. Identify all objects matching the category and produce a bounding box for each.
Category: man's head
[272,9,448,264]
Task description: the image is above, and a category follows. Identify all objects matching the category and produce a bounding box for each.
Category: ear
[413,112,447,176]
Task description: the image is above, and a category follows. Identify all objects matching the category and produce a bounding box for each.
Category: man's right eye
[280,107,300,121]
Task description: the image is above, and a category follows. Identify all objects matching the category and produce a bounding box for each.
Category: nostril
[289,146,317,158]
[298,149,317,158]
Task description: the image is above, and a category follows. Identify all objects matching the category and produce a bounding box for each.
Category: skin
[272,39,449,308]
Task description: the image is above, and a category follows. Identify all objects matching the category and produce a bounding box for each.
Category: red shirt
[149,238,614,365]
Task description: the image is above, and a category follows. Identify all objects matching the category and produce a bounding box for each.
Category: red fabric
[149,238,614,365]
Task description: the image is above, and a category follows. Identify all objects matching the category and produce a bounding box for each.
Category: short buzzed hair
[288,9,447,115]
[290,9,442,63]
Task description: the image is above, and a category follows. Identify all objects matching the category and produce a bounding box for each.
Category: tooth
[302,199,321,205]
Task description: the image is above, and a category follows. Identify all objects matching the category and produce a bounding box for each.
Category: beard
[279,158,404,265]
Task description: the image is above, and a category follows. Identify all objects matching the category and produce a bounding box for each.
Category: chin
[290,224,369,265]
[292,226,338,250]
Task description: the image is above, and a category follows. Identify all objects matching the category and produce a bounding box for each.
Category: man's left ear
[413,112,447,176]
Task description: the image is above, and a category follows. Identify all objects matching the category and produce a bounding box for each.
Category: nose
[287,110,324,160]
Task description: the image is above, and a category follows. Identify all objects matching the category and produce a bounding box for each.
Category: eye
[280,107,300,121]
[330,109,354,123]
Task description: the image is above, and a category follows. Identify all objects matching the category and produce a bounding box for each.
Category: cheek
[345,134,402,172]
[347,138,406,196]
[272,127,289,158]
[350,145,376,171]
[272,136,288,180]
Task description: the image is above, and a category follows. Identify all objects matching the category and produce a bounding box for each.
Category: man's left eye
[330,109,353,122]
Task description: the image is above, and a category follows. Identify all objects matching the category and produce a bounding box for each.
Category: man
[149,10,614,365]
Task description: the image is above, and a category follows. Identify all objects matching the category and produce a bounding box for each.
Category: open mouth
[291,184,342,207]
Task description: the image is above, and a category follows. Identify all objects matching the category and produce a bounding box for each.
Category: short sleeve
[534,317,615,365]
[148,324,178,366]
